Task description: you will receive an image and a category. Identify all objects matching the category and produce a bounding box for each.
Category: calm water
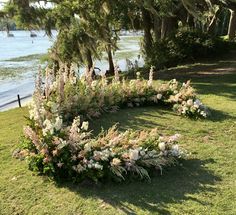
[0,30,142,110]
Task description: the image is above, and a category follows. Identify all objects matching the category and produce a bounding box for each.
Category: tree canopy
[1,0,236,73]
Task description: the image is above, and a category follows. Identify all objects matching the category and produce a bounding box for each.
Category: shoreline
[0,96,32,112]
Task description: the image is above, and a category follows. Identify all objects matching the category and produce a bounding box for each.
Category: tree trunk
[161,16,178,39]
[153,15,161,42]
[86,49,93,70]
[141,8,153,58]
[228,10,236,40]
[208,8,221,35]
[107,45,114,75]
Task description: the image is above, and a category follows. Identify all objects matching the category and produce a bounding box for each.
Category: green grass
[4,54,47,62]
[0,58,236,214]
[0,66,33,80]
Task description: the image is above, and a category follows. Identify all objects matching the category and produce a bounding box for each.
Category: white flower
[84,143,92,152]
[129,149,139,161]
[54,117,63,131]
[171,145,180,156]
[57,162,63,168]
[182,107,188,114]
[156,94,162,100]
[186,99,193,107]
[194,99,201,106]
[43,119,54,135]
[81,121,89,131]
[76,164,84,173]
[200,111,207,118]
[111,158,121,166]
[94,163,103,170]
[140,150,146,156]
[158,142,166,151]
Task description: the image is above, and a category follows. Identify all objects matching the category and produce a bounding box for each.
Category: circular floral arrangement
[15,65,209,183]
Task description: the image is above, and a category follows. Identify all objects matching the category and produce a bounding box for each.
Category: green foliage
[146,30,236,69]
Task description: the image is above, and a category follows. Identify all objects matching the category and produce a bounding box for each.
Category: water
[0,30,142,110]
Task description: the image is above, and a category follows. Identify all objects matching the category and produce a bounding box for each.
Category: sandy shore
[0,96,32,112]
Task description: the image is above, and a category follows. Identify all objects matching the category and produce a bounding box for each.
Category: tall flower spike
[35,65,43,97]
[85,66,94,85]
[69,63,77,85]
[57,65,65,104]
[45,66,51,99]
[114,63,120,83]
[148,66,155,87]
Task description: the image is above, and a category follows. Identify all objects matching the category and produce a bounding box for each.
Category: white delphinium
[69,116,81,142]
[42,119,54,136]
[29,101,39,121]
[54,116,63,131]
[148,66,154,86]
[45,66,51,99]
[58,67,65,103]
[47,101,58,114]
[69,63,78,85]
[114,64,120,83]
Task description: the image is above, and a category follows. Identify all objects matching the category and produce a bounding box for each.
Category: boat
[30,32,37,37]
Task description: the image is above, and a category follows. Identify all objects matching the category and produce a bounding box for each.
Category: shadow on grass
[58,107,223,213]
[156,61,236,100]
[89,106,236,137]
[89,107,174,136]
[58,158,220,214]
[206,107,236,122]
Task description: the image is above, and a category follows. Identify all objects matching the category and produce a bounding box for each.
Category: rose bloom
[129,149,139,161]
[156,94,162,100]
[111,158,121,166]
[158,142,166,151]
[186,99,193,107]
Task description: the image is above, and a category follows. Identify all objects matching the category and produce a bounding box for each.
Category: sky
[0,1,52,9]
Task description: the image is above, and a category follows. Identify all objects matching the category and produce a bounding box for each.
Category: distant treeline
[0,19,16,31]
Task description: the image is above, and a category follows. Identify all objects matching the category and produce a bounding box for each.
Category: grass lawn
[0,57,236,215]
